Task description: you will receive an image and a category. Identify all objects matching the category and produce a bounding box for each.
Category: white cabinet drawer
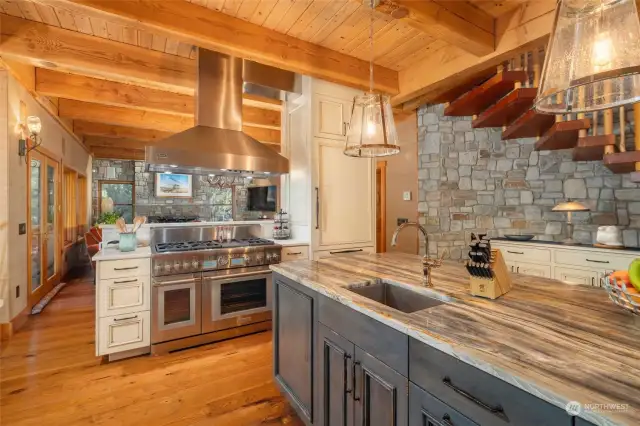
[98,276,150,318]
[99,258,150,280]
[498,245,551,264]
[554,249,634,271]
[281,245,309,262]
[514,262,551,278]
[97,311,150,355]
[554,266,601,286]
[314,246,374,260]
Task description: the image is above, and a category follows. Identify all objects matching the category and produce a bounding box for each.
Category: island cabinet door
[354,346,408,426]
[409,382,479,426]
[273,278,315,425]
[316,324,355,426]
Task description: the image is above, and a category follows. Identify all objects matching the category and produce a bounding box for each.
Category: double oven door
[152,273,202,344]
[202,267,272,333]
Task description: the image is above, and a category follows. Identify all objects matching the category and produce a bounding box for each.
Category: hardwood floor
[0,270,303,426]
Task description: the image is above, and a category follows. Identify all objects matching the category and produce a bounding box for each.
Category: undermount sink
[346,279,445,314]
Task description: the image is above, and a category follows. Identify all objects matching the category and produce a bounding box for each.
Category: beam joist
[38,0,399,94]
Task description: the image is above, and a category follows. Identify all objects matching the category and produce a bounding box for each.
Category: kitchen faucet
[391,222,445,287]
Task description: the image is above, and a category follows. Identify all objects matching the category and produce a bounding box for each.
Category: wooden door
[313,138,375,250]
[28,151,61,308]
[317,323,355,426]
[273,278,314,424]
[354,346,408,426]
[376,162,386,253]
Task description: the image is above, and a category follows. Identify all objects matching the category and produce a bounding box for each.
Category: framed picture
[155,173,193,198]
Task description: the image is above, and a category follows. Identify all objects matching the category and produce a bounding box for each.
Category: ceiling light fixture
[535,0,640,113]
[344,0,400,158]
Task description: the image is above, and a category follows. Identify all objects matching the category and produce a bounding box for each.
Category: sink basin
[346,279,445,313]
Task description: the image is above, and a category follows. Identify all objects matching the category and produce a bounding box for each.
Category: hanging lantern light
[535,0,640,114]
[344,0,400,157]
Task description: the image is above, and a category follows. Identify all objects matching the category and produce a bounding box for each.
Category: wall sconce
[17,115,42,159]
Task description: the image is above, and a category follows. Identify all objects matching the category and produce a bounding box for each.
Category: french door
[29,151,61,307]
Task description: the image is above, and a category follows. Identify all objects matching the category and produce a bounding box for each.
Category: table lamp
[552,200,590,244]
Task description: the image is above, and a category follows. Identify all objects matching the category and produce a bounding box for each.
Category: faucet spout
[391,222,429,257]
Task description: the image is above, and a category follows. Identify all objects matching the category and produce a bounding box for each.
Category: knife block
[469,249,513,299]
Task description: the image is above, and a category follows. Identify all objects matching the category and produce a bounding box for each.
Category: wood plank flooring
[0,271,303,426]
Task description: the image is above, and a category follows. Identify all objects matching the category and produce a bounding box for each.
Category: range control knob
[163,263,172,273]
[270,253,280,263]
[256,253,264,264]
[174,261,182,271]
[192,260,199,269]
[243,255,251,265]
[183,261,191,270]
[218,256,228,266]
[154,263,162,273]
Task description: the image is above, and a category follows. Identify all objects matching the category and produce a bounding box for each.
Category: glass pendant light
[535,0,640,113]
[344,0,400,157]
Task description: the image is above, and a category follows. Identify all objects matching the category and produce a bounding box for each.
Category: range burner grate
[154,238,274,253]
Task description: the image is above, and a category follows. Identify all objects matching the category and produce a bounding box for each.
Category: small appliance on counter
[595,226,625,249]
[466,234,512,299]
[272,209,290,240]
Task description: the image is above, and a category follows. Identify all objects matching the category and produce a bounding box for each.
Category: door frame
[27,148,62,308]
[376,161,387,253]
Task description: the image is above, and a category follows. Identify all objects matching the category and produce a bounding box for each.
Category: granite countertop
[494,237,640,253]
[270,252,640,426]
[100,220,273,229]
[92,246,152,261]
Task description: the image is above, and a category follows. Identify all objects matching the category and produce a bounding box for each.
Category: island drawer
[498,245,551,264]
[319,294,408,376]
[410,382,479,426]
[409,338,572,426]
[98,276,151,318]
[554,249,634,271]
[99,258,150,280]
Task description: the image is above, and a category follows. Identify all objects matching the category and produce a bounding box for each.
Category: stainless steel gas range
[150,224,281,351]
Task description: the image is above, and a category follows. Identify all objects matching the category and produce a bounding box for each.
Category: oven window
[163,288,192,325]
[221,278,267,315]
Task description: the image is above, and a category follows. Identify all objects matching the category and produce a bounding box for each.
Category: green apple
[629,259,640,291]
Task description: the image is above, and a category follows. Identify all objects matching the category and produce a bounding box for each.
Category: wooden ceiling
[0,0,555,160]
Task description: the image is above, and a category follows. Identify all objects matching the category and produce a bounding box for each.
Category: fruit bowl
[603,274,640,315]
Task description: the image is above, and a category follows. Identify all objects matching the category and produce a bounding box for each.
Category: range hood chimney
[145,49,290,177]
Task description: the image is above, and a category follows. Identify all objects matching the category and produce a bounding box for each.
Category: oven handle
[152,277,199,287]
[203,269,271,281]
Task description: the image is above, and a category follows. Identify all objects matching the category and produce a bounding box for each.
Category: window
[99,180,135,222]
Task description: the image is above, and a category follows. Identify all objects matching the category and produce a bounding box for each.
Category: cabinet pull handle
[586,258,609,264]
[114,266,139,271]
[114,315,138,322]
[345,354,352,395]
[507,250,524,255]
[113,278,138,284]
[442,414,455,426]
[516,266,520,273]
[329,249,363,255]
[353,361,361,401]
[343,122,348,136]
[442,377,507,421]
[288,252,302,255]
[591,277,595,286]
[315,187,320,230]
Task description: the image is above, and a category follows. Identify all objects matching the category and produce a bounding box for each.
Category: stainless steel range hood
[146,49,291,177]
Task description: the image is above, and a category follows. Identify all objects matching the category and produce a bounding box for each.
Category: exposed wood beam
[375,0,495,57]
[84,136,150,150]
[393,0,556,109]
[42,0,399,94]
[58,98,281,132]
[34,68,282,116]
[90,146,145,160]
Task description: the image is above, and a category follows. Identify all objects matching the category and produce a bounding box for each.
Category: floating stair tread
[534,119,591,151]
[502,109,556,140]
[572,135,616,161]
[603,151,640,174]
[432,68,497,104]
[472,88,538,128]
[445,71,528,116]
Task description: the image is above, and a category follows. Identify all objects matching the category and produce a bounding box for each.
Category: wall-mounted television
[247,185,277,212]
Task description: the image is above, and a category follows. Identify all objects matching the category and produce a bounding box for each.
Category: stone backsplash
[92,159,274,223]
[417,104,640,260]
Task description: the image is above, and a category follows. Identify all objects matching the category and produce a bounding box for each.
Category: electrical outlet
[402,191,412,201]
[18,223,26,235]
[397,218,409,226]
[15,285,20,299]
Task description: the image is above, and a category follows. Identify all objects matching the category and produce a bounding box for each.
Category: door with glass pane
[29,151,61,307]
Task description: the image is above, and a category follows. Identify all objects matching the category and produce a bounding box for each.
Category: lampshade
[535,0,640,113]
[344,93,400,157]
[26,116,41,135]
[552,200,591,212]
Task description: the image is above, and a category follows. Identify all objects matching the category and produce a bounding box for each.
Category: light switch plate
[402,191,412,201]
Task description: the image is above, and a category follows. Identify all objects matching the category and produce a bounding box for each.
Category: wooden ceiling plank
[49,0,398,93]
[53,6,79,30]
[274,0,314,34]
[122,26,138,45]
[236,0,261,21]
[73,13,93,34]
[74,121,173,141]
[393,39,448,71]
[341,10,391,54]
[176,42,196,58]
[222,0,243,17]
[0,1,25,18]
[165,37,180,55]
[296,0,346,41]
[309,1,359,45]
[88,15,108,37]
[376,32,433,70]
[205,0,225,12]
[262,0,295,30]
[434,1,494,34]
[151,33,168,52]
[375,0,495,57]
[34,3,61,26]
[348,19,400,61]
[286,0,332,38]
[17,1,43,22]
[105,20,124,42]
[137,29,153,49]
[320,5,370,51]
[249,0,278,26]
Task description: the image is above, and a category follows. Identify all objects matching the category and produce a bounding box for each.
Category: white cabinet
[313,138,375,250]
[516,262,551,278]
[281,245,310,262]
[97,311,151,355]
[313,94,351,141]
[313,246,375,260]
[554,266,602,287]
[98,276,150,317]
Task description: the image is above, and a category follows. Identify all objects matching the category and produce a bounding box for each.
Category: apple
[629,259,640,292]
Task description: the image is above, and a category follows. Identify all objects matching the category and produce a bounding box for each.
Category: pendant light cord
[369,0,374,95]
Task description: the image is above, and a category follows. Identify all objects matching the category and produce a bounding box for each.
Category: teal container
[119,232,137,252]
